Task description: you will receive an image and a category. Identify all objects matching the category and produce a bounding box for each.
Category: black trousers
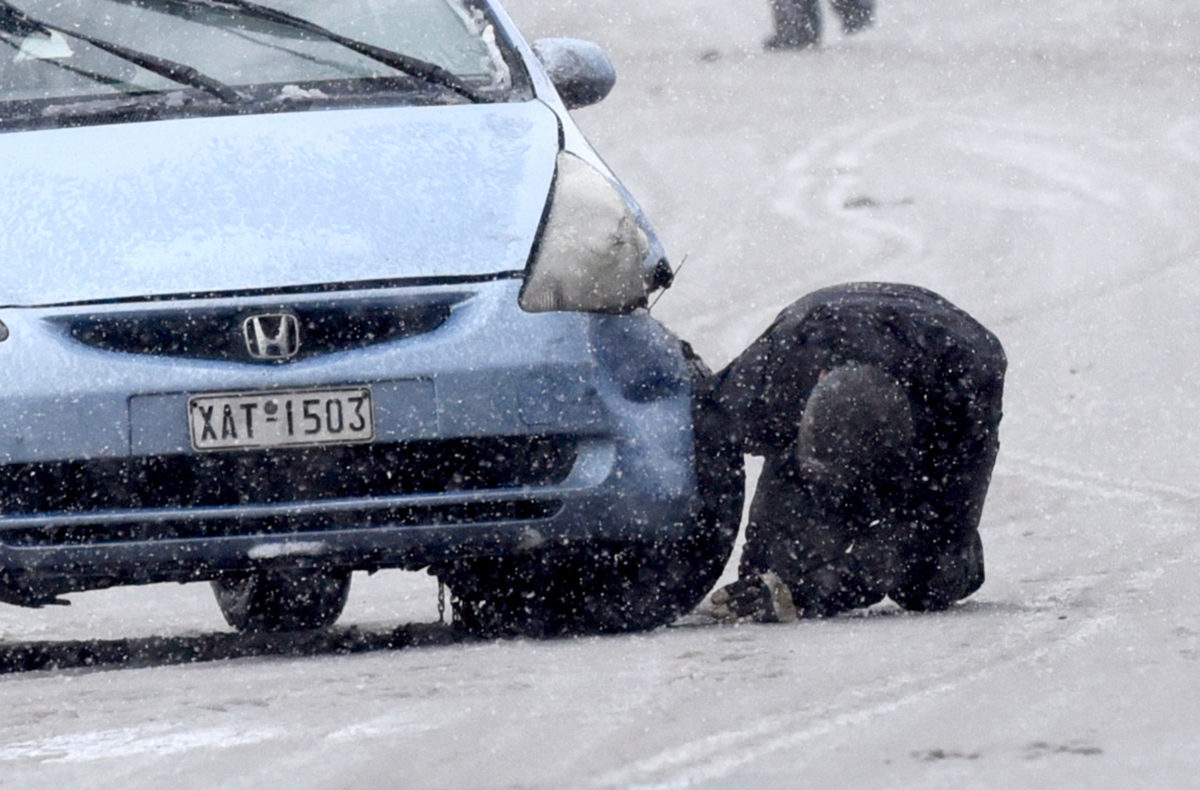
[738,451,910,616]
[769,0,875,46]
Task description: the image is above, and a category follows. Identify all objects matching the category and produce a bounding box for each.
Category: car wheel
[440,350,745,638]
[442,539,711,638]
[439,542,703,638]
[211,567,352,632]
[439,549,635,639]
[888,529,985,612]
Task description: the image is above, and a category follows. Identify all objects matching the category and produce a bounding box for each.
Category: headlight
[519,152,653,313]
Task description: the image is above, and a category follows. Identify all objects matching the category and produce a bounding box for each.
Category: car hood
[0,102,560,306]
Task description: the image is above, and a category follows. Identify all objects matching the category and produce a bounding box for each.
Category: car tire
[440,348,745,638]
[444,536,721,638]
[440,547,657,639]
[888,529,985,612]
[211,567,352,632]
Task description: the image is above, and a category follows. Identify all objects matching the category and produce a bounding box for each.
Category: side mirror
[531,38,617,110]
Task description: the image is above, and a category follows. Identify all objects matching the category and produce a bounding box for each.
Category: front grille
[0,500,563,547]
[62,298,454,362]
[0,436,576,517]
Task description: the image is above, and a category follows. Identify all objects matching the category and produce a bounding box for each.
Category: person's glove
[710,572,798,623]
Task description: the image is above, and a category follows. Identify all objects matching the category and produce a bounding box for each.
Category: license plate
[188,387,374,451]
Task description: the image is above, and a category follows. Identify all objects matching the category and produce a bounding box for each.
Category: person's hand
[711,572,798,623]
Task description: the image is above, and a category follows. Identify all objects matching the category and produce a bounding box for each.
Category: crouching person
[709,282,1005,621]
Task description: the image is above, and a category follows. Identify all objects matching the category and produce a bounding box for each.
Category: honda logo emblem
[243,313,301,361]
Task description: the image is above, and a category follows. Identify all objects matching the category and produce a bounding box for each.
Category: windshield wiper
[0,1,239,102]
[164,0,486,103]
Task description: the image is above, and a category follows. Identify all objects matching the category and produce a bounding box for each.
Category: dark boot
[889,529,985,611]
[765,0,822,50]
[830,0,874,34]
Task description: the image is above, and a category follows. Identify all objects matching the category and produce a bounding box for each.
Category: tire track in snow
[591,610,1118,790]
[772,117,928,275]
[598,522,1195,790]
[1000,451,1200,509]
[0,723,285,764]
[592,456,1198,788]
[771,112,1199,315]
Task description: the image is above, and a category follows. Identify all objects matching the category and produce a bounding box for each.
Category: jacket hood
[0,101,560,306]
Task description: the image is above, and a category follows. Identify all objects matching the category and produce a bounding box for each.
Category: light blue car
[0,0,743,635]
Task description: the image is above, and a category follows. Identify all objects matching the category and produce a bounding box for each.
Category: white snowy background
[2,0,1199,787]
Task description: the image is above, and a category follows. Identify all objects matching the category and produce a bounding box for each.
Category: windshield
[0,0,524,125]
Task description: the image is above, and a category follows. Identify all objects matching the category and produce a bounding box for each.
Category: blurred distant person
[766,0,875,50]
[708,283,1005,621]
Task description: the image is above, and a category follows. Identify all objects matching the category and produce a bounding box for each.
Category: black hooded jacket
[712,282,1006,547]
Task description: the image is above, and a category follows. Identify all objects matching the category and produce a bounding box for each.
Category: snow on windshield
[0,0,508,102]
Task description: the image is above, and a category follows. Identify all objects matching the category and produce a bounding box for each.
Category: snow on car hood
[0,101,560,306]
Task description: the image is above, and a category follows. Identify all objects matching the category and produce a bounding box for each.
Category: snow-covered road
[2,1,1199,787]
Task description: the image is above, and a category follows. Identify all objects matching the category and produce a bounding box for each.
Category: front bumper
[0,278,700,600]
